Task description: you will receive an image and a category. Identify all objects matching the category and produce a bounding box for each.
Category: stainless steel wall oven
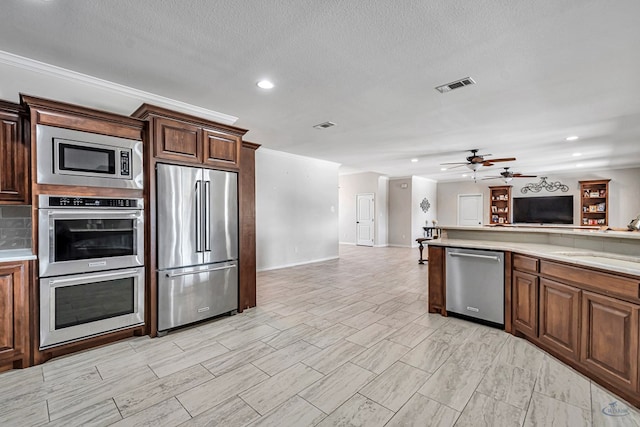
[37,195,145,349]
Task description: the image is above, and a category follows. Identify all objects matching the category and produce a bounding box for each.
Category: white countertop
[0,249,36,262]
[429,238,640,277]
[440,225,640,240]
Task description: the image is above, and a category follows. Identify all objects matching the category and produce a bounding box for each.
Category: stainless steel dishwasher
[445,247,504,327]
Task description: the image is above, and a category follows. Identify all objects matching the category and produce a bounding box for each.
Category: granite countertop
[0,249,37,262]
[429,238,640,277]
[439,225,640,240]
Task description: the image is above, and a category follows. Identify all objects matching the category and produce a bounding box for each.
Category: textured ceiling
[2,0,640,181]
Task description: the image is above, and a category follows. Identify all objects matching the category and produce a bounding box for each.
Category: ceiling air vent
[313,121,336,129]
[435,77,476,93]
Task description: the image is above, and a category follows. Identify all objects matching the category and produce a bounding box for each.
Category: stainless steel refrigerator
[156,163,238,332]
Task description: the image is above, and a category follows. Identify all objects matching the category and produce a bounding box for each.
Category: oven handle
[47,269,140,285]
[165,265,236,278]
[46,210,142,217]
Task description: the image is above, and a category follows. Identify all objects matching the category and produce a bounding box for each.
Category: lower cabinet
[539,278,581,361]
[0,261,29,370]
[513,270,538,338]
[427,246,446,315]
[581,291,639,392]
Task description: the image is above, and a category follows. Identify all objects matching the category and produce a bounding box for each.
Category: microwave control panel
[42,196,143,209]
[120,151,130,176]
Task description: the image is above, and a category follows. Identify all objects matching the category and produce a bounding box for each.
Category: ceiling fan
[482,167,537,183]
[441,149,516,171]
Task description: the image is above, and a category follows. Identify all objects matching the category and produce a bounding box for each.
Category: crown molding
[0,50,238,125]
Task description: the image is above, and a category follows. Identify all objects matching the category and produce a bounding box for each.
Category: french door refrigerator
[156,163,238,332]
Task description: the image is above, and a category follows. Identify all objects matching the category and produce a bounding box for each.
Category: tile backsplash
[0,206,32,249]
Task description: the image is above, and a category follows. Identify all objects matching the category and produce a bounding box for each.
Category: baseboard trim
[257,256,340,272]
[339,241,356,246]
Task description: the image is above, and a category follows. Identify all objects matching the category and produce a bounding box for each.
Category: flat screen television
[513,195,574,224]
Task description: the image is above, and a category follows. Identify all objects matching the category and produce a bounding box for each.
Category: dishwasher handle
[448,252,502,262]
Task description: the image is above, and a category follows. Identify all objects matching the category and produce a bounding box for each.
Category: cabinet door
[0,111,28,204]
[154,117,202,163]
[539,278,581,361]
[581,291,638,392]
[0,261,28,369]
[428,246,446,314]
[513,270,538,338]
[203,129,240,169]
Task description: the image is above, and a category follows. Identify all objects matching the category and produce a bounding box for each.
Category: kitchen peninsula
[427,225,640,408]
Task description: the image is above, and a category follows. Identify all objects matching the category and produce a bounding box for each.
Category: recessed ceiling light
[256,80,274,89]
[576,163,584,167]
[411,158,418,163]
[462,174,468,177]
[440,167,447,171]
[573,152,582,157]
[566,136,579,141]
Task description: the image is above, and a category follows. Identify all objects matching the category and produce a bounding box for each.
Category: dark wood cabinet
[428,245,446,315]
[539,277,581,361]
[139,105,244,170]
[0,101,29,204]
[579,179,610,226]
[238,141,259,311]
[513,270,538,338]
[581,291,638,392]
[489,185,511,224]
[0,261,30,371]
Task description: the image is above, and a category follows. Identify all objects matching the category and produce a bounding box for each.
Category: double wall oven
[38,195,145,349]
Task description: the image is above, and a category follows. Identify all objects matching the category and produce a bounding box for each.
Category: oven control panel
[40,196,143,209]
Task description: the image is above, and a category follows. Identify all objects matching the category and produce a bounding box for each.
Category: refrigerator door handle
[195,180,203,252]
[165,264,236,278]
[204,180,211,251]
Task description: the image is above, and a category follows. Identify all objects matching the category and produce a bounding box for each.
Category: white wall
[436,168,640,228]
[412,176,438,240]
[256,149,340,271]
[338,172,388,246]
[388,176,438,247]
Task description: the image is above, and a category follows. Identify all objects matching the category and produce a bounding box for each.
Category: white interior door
[458,194,483,226]
[356,193,375,246]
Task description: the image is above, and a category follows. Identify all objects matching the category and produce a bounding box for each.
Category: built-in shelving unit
[489,185,512,224]
[579,179,610,226]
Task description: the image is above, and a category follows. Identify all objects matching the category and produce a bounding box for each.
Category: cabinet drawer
[513,254,539,273]
[540,260,640,300]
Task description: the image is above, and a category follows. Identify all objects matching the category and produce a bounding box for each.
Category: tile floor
[1,245,639,426]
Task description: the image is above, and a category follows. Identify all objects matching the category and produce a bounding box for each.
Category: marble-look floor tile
[201,340,274,376]
[266,311,316,331]
[534,355,591,410]
[340,310,386,330]
[400,338,457,373]
[455,392,525,427]
[97,340,184,380]
[179,396,260,427]
[496,335,546,372]
[316,393,393,427]
[247,396,326,427]
[171,323,236,351]
[387,322,436,348]
[109,397,191,427]
[301,340,366,374]
[524,392,591,427]
[373,300,408,316]
[47,367,158,421]
[115,364,213,417]
[299,362,376,413]
[260,323,318,349]
[337,300,377,315]
[364,292,397,305]
[476,361,536,410]
[345,322,396,348]
[0,400,48,426]
[304,323,359,348]
[177,363,268,416]
[590,383,640,427]
[376,310,422,329]
[446,331,507,373]
[359,361,431,412]
[148,341,228,378]
[412,313,450,329]
[350,339,411,375]
[385,393,459,427]
[417,361,484,411]
[217,324,281,350]
[45,398,122,427]
[239,363,323,415]
[252,340,320,375]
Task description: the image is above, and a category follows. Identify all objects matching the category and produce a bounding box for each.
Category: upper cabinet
[579,179,610,226]
[133,104,245,170]
[0,101,29,204]
[489,185,511,224]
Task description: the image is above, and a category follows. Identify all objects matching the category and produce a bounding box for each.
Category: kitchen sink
[552,251,640,269]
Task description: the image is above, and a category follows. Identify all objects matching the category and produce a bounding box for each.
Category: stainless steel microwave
[36,124,143,189]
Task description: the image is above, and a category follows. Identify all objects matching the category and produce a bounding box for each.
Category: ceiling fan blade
[481,161,495,166]
[443,164,467,170]
[481,176,501,180]
[513,174,537,178]
[487,157,516,163]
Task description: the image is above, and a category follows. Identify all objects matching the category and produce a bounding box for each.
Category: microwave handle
[195,180,203,253]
